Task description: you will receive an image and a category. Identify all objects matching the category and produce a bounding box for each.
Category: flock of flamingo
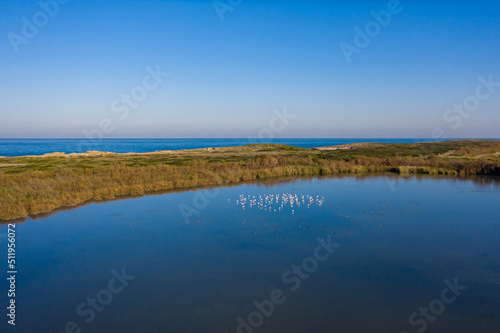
[230,193,325,214]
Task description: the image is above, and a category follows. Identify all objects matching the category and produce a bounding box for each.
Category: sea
[0,138,456,157]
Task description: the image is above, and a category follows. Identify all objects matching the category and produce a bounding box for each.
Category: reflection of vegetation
[0,140,499,221]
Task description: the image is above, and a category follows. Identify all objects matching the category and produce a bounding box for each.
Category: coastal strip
[0,140,499,221]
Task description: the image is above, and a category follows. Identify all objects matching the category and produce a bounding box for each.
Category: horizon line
[0,137,499,140]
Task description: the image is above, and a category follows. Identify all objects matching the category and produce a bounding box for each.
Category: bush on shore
[1,153,499,220]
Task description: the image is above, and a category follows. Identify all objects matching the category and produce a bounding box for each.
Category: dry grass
[0,140,499,221]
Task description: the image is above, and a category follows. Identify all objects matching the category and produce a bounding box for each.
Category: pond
[1,175,499,333]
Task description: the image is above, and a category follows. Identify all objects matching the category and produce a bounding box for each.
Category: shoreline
[1,140,499,221]
[1,172,498,225]
[0,138,471,158]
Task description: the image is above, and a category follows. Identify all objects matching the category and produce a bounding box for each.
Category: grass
[0,140,499,221]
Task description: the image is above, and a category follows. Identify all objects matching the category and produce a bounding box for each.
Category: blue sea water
[0,138,454,157]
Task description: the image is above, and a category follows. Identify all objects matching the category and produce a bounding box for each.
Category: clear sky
[1,0,499,138]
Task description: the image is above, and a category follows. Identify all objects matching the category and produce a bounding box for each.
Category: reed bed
[1,141,499,220]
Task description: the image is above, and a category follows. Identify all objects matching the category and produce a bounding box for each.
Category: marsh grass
[0,141,499,220]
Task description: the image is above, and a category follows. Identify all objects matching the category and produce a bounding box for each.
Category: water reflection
[0,175,499,333]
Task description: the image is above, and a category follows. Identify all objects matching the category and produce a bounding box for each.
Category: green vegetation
[0,140,499,221]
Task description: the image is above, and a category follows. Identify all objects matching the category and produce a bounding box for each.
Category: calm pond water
[1,175,499,333]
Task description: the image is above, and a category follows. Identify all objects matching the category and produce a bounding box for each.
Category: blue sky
[1,0,499,138]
